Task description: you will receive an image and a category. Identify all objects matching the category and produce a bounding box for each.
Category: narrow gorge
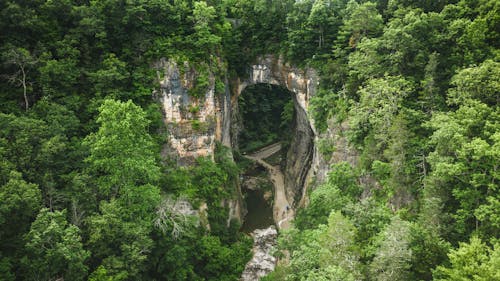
[2,2,497,280]
[157,55,320,216]
[157,55,322,279]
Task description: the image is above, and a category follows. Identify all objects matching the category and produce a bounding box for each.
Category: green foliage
[409,223,451,280]
[147,227,252,281]
[317,137,336,160]
[84,99,160,199]
[426,99,500,239]
[447,60,500,106]
[195,234,252,281]
[89,54,129,99]
[342,0,384,48]
[84,99,161,280]
[294,177,346,230]
[295,162,362,229]
[192,1,223,56]
[349,76,414,151]
[238,84,293,152]
[87,198,156,280]
[433,236,500,281]
[0,171,41,259]
[344,198,392,258]
[189,66,211,98]
[21,208,89,281]
[370,216,412,281]
[276,211,361,281]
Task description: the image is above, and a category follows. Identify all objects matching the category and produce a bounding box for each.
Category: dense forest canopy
[0,0,498,280]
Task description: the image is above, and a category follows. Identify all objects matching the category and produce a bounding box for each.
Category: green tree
[370,216,412,281]
[349,75,414,153]
[318,211,361,278]
[307,0,339,50]
[409,223,450,281]
[447,60,500,106]
[0,171,41,259]
[21,208,89,281]
[426,100,499,239]
[280,211,360,280]
[191,1,223,56]
[89,54,129,99]
[84,99,161,279]
[84,99,160,199]
[88,198,157,280]
[342,0,383,48]
[38,44,81,99]
[433,236,500,281]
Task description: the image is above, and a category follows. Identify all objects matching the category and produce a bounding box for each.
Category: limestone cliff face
[154,58,232,165]
[154,58,241,220]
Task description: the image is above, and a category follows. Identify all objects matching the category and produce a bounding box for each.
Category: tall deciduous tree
[426,99,499,239]
[84,99,160,199]
[433,236,500,281]
[342,0,383,48]
[192,1,223,56]
[84,99,161,280]
[0,171,41,259]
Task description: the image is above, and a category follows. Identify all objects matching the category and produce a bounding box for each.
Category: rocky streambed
[240,143,296,280]
[240,226,278,281]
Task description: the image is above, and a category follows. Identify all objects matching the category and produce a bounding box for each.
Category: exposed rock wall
[285,96,315,205]
[154,58,244,222]
[155,59,219,165]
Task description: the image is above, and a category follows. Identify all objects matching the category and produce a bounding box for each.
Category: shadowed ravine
[240,143,295,281]
[244,143,295,230]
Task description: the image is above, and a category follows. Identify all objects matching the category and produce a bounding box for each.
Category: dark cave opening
[237,83,295,153]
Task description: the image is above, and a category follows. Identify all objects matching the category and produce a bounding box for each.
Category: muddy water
[240,189,274,233]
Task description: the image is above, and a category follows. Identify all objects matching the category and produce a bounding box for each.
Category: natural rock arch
[156,55,319,207]
[232,55,319,207]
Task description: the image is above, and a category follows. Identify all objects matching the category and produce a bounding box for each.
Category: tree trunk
[21,65,28,111]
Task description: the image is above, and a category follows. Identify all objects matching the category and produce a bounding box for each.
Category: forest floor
[245,143,294,229]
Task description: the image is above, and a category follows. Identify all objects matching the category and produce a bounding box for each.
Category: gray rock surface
[241,226,278,281]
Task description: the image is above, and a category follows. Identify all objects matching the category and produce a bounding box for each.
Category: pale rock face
[155,59,220,164]
[240,226,278,281]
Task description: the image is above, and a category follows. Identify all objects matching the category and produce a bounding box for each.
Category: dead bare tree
[154,196,199,239]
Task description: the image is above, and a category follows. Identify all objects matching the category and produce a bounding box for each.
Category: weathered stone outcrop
[155,59,214,164]
[154,58,243,222]
[154,58,232,165]
[240,226,278,281]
